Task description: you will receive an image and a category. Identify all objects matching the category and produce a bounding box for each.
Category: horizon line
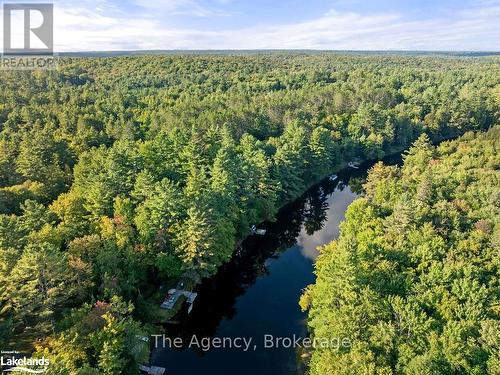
[56,49,500,55]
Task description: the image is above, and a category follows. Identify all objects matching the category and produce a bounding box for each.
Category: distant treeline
[60,51,500,58]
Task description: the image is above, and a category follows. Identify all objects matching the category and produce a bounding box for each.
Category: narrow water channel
[151,155,402,375]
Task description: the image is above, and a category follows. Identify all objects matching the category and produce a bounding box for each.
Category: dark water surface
[151,155,402,375]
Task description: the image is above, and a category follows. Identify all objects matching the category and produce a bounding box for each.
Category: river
[151,154,402,375]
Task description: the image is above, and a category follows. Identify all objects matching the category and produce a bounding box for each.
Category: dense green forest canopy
[0,53,498,374]
[301,128,499,375]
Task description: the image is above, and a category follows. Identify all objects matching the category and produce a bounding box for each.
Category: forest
[0,53,498,374]
[301,128,499,374]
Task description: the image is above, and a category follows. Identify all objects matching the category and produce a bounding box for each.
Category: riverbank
[147,132,463,324]
[301,127,499,375]
[150,149,407,374]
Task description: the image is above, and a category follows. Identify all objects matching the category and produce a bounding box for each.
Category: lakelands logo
[1,2,57,69]
[0,351,49,374]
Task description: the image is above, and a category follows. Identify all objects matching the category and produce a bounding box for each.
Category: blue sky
[2,0,500,51]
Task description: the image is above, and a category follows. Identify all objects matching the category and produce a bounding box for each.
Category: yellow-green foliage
[304,128,499,374]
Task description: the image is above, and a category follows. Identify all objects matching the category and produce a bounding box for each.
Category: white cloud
[132,0,232,17]
[1,1,498,51]
[296,187,357,261]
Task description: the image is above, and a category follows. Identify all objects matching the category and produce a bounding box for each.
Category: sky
[1,0,499,51]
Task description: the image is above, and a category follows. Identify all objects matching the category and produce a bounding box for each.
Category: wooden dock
[250,225,266,235]
[160,289,198,310]
[139,364,166,375]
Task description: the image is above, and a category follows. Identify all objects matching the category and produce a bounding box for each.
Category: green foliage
[304,128,500,374]
[3,242,93,335]
[35,297,149,375]
[0,54,498,366]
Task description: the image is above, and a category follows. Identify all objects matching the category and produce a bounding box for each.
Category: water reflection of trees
[159,153,403,355]
[302,194,330,235]
[162,175,347,349]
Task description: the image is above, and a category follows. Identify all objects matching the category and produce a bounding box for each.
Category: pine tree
[5,243,92,335]
[309,126,336,180]
[134,178,182,247]
[175,206,217,278]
